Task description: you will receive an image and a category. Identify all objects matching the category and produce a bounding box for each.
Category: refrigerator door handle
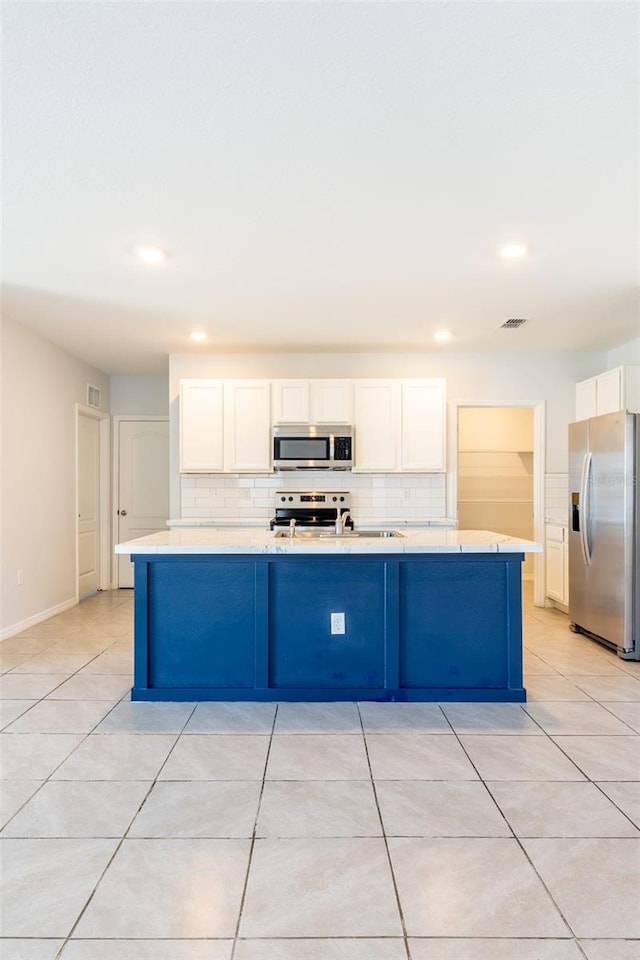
[580,451,593,565]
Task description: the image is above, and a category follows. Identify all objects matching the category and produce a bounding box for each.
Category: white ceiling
[2,2,638,374]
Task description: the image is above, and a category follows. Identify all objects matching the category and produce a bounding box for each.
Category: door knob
[120,509,128,516]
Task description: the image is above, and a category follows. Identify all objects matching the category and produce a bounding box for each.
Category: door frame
[112,415,170,588]
[75,404,111,599]
[448,399,546,607]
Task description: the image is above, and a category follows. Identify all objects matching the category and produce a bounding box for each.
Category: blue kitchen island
[116,528,541,703]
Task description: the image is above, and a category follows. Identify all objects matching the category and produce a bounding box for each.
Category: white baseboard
[1,597,78,641]
[545,597,569,614]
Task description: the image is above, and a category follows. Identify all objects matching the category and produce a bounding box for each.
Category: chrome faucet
[335,509,351,535]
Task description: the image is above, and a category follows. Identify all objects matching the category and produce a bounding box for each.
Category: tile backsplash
[181,470,570,528]
[181,472,448,522]
[545,473,568,521]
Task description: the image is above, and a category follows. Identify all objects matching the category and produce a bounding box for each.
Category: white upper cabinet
[179,379,271,473]
[575,366,639,421]
[225,381,272,472]
[595,368,623,416]
[180,376,446,475]
[179,380,224,473]
[313,380,352,423]
[353,378,446,472]
[272,379,352,424]
[575,377,598,422]
[272,381,310,423]
[401,379,446,471]
[353,381,400,471]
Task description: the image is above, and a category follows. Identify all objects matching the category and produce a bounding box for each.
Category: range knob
[280,496,286,502]
[288,496,294,501]
[340,496,345,502]
[332,496,337,502]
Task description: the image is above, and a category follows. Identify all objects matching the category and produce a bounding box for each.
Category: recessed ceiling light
[499,243,527,259]
[434,330,452,342]
[190,331,206,342]
[135,245,168,264]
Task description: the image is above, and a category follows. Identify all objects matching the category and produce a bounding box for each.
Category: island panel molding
[129,551,525,703]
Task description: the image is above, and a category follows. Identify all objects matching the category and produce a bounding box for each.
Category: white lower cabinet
[545,523,568,606]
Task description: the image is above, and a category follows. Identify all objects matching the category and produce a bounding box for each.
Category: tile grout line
[52,700,198,960]
[357,702,413,960]
[229,702,279,960]
[438,703,589,953]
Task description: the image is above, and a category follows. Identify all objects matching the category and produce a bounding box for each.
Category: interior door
[78,414,100,598]
[117,419,170,588]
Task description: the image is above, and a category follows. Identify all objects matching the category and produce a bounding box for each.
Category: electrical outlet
[17,569,23,586]
[330,612,345,635]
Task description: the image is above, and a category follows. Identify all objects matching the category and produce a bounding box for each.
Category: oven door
[272,432,331,469]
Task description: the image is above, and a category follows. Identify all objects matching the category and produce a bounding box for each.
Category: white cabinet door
[595,367,622,416]
[225,381,272,472]
[272,381,310,424]
[401,380,446,471]
[545,525,566,603]
[575,378,597,422]
[353,381,400,471]
[180,380,224,472]
[312,380,352,424]
[272,379,352,424]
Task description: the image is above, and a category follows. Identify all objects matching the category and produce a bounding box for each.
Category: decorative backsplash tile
[545,473,568,521]
[181,470,569,528]
[181,472,447,521]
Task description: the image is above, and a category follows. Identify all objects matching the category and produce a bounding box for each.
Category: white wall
[169,350,606,517]
[607,337,640,367]
[1,315,110,637]
[110,375,169,416]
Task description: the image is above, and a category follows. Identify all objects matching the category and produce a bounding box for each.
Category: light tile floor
[1,586,639,960]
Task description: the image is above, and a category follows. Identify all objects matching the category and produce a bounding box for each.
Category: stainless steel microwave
[272,425,354,470]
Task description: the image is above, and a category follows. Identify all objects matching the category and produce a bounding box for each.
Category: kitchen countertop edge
[117,528,542,555]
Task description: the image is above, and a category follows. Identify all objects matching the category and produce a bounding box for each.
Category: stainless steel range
[269,491,354,532]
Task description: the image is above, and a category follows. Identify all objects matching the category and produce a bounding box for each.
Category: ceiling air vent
[87,384,101,408]
[500,317,529,329]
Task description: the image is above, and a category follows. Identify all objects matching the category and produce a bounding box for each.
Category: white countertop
[167,517,457,528]
[116,528,542,556]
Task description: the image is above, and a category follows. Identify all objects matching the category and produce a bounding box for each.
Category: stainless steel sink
[273,529,404,539]
[273,530,324,539]
[322,530,405,539]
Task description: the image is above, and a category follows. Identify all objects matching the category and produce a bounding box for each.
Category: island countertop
[116,527,542,555]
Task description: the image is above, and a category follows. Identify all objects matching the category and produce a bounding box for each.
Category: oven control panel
[277,491,350,508]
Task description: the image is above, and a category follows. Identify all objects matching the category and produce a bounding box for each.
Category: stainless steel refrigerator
[568,411,639,659]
